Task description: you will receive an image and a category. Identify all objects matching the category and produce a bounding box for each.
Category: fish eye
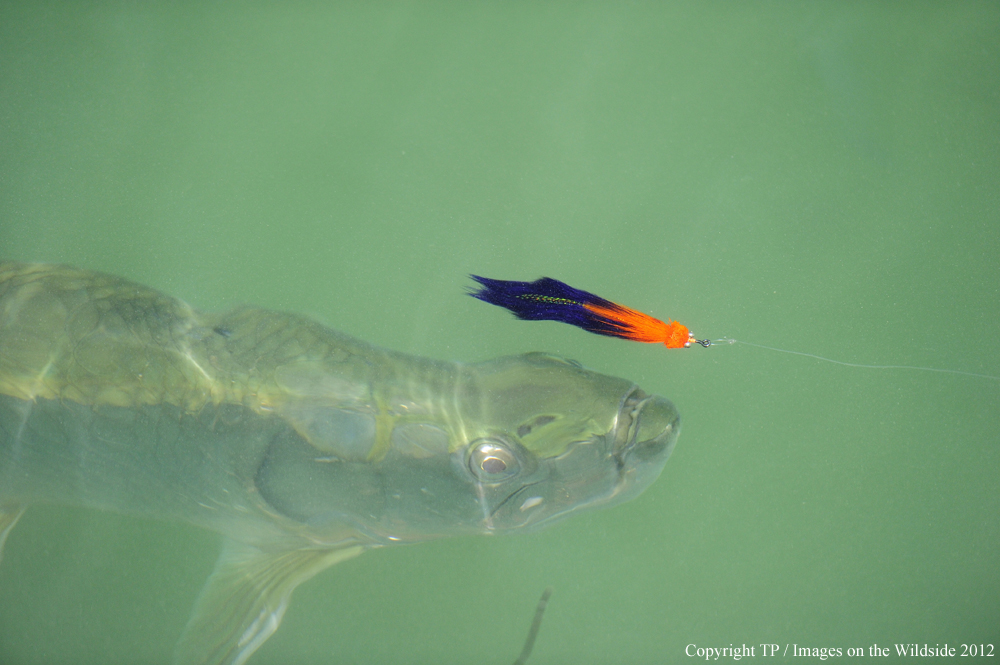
[468,439,519,481]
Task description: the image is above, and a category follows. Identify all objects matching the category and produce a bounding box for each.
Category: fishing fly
[469,275,1000,381]
[469,275,711,349]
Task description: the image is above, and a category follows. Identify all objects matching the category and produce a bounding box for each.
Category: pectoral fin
[173,538,365,665]
[0,504,26,566]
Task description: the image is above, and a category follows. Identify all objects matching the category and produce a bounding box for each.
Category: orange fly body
[581,302,694,349]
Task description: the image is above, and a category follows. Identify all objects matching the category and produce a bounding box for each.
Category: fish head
[447,351,679,534]
[255,352,679,544]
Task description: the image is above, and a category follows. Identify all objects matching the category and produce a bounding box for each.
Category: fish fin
[0,504,26,566]
[173,538,365,665]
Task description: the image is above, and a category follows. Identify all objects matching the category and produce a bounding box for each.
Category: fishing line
[711,337,1000,381]
[465,276,1000,381]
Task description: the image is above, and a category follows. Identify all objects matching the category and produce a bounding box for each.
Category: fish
[469,275,710,348]
[0,263,681,665]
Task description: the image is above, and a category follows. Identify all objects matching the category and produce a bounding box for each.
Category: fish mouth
[598,385,679,508]
[613,386,679,469]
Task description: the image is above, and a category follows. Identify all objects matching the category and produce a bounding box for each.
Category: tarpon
[0,262,680,664]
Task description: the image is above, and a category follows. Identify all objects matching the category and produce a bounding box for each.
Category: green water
[1,3,998,663]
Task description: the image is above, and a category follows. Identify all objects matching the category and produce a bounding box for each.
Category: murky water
[1,3,998,663]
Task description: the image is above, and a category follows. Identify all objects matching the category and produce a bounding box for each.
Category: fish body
[0,263,680,664]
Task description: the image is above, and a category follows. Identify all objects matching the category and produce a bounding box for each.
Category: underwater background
[1,3,998,663]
